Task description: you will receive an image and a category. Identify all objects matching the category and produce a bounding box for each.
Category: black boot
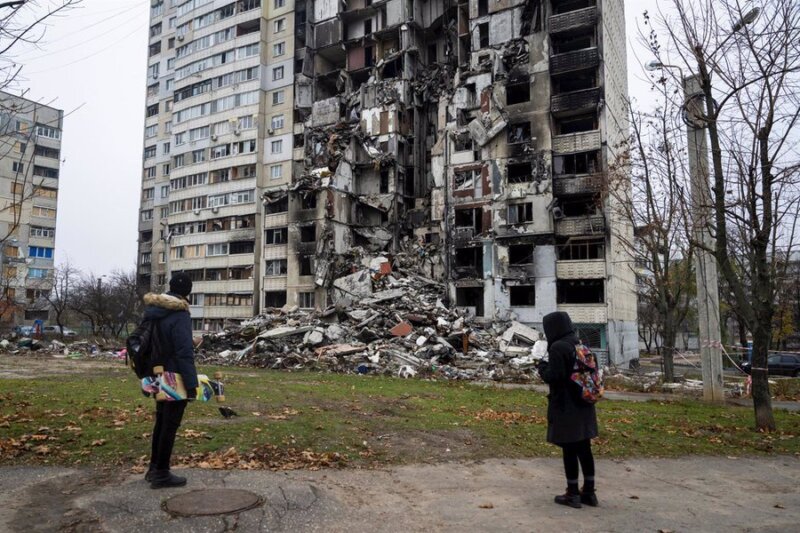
[555,484,582,509]
[149,470,187,489]
[144,462,156,482]
[580,489,598,507]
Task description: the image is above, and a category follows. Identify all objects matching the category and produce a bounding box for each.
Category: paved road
[2,457,798,532]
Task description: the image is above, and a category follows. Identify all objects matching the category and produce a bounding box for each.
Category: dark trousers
[560,439,595,484]
[150,400,187,471]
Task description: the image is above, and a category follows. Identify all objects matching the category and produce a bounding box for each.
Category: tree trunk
[737,319,747,351]
[662,320,677,383]
[750,326,776,432]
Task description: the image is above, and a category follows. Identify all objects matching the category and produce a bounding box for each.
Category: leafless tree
[648,0,800,430]
[37,260,77,339]
[69,269,140,338]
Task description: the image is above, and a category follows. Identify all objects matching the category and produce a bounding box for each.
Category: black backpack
[126,319,166,379]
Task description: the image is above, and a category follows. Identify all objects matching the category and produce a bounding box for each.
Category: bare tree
[69,269,140,338]
[610,90,696,382]
[648,0,800,430]
[38,260,78,339]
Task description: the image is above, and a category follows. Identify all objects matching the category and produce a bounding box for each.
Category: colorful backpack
[570,344,604,404]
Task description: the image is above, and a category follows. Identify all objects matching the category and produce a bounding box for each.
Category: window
[299,254,314,275]
[163,142,170,155]
[300,194,317,210]
[273,42,285,57]
[149,41,162,57]
[33,165,59,179]
[507,162,534,183]
[192,149,206,163]
[264,227,288,244]
[32,206,56,218]
[265,196,288,214]
[170,246,185,260]
[15,142,26,153]
[299,225,315,242]
[557,280,605,304]
[298,291,315,309]
[145,124,158,138]
[231,189,254,204]
[272,66,284,81]
[364,19,372,35]
[230,241,254,254]
[270,164,282,180]
[29,226,55,239]
[160,206,169,218]
[509,286,536,306]
[12,182,23,196]
[270,140,283,154]
[163,163,170,176]
[12,162,23,173]
[34,145,59,159]
[146,103,159,117]
[507,203,534,224]
[557,238,605,260]
[272,90,285,105]
[506,76,531,105]
[271,114,284,130]
[264,291,287,307]
[35,124,61,139]
[144,145,157,159]
[161,185,170,198]
[207,243,228,256]
[158,252,166,264]
[144,167,156,179]
[274,0,285,7]
[454,169,478,191]
[27,268,50,279]
[141,210,153,221]
[478,23,489,48]
[274,18,286,33]
[143,188,155,200]
[174,154,185,168]
[141,252,151,265]
[264,259,287,276]
[28,246,54,259]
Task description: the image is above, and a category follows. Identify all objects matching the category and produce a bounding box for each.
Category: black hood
[542,311,575,344]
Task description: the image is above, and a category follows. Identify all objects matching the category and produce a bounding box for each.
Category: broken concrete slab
[389,321,413,337]
[257,326,315,340]
[332,270,373,302]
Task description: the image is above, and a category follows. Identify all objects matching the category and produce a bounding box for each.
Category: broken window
[557,279,604,304]
[428,43,437,63]
[507,123,532,145]
[454,247,483,277]
[478,0,488,16]
[229,267,251,280]
[553,71,596,94]
[299,225,316,242]
[454,169,477,191]
[456,287,484,317]
[455,208,483,233]
[365,46,374,67]
[300,193,317,210]
[299,255,314,276]
[507,162,534,183]
[299,291,315,308]
[205,269,227,281]
[553,0,595,15]
[507,203,534,224]
[553,151,600,176]
[380,170,389,193]
[557,114,596,134]
[510,285,536,306]
[561,197,599,217]
[509,244,534,265]
[557,238,605,260]
[265,196,288,214]
[140,231,153,243]
[552,34,593,55]
[264,259,288,276]
[230,241,254,254]
[265,228,288,245]
[264,290,287,308]
[478,23,489,48]
[454,132,473,152]
[506,76,531,105]
[364,19,372,35]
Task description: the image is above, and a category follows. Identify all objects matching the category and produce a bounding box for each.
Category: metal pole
[683,74,724,402]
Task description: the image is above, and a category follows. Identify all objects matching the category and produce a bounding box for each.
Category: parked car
[742,353,800,377]
[42,325,78,338]
[13,325,34,337]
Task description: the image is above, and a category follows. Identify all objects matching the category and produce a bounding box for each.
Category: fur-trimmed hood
[143,293,189,322]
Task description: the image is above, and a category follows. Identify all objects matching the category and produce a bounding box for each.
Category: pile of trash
[197,256,548,382]
[0,337,126,361]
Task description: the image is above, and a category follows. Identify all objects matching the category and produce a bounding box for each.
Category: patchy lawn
[1,357,798,470]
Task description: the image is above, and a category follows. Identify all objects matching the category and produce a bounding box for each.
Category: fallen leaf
[91,439,107,447]
[479,503,494,509]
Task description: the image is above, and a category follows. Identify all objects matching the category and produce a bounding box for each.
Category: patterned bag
[570,344,604,404]
[141,372,224,402]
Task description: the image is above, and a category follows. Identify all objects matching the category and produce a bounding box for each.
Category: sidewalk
[2,456,798,532]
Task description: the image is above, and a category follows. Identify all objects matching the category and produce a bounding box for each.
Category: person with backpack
[538,311,599,509]
[141,272,198,489]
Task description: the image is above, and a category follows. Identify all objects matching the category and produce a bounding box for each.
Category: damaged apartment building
[137,0,636,364]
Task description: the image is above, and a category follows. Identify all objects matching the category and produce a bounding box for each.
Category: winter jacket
[539,311,598,445]
[142,292,198,390]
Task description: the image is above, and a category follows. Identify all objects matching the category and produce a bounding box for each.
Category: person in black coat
[142,272,198,489]
[538,311,598,508]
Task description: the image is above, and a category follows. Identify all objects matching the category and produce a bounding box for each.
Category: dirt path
[1,456,797,532]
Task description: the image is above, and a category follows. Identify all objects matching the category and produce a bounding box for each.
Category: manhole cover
[163,489,263,517]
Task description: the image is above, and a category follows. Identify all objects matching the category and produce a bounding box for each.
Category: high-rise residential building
[0,92,63,325]
[137,0,636,364]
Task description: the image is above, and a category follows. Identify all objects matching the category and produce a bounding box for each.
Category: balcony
[557,303,607,323]
[550,47,599,75]
[549,6,598,34]
[551,88,601,117]
[552,130,601,154]
[556,259,606,279]
[555,214,606,236]
[553,173,604,196]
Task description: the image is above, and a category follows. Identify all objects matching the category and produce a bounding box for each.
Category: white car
[42,325,78,337]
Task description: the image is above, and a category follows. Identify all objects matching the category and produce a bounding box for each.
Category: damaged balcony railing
[552,130,602,154]
[555,214,606,236]
[553,173,604,196]
[551,87,601,116]
[550,47,600,75]
[549,6,598,34]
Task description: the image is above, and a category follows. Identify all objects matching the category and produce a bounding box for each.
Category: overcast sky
[9,0,662,276]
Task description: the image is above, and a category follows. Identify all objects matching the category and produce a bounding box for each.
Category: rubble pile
[197,257,547,382]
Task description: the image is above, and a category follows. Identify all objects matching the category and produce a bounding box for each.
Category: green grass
[1,365,799,469]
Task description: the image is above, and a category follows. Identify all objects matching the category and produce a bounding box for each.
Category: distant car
[42,325,78,338]
[742,353,800,377]
[13,325,34,337]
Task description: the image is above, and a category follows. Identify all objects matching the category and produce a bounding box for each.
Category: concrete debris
[194,257,552,383]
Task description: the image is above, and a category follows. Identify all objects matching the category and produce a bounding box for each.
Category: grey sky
[11,0,661,276]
